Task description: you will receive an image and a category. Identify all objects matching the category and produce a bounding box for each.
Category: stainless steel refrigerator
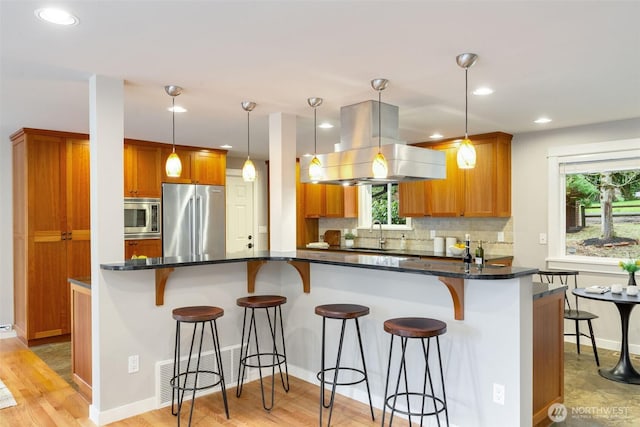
[162,183,225,258]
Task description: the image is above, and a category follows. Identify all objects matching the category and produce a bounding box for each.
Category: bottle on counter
[462,234,472,264]
[475,240,484,267]
[400,234,407,250]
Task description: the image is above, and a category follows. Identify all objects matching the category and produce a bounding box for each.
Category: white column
[89,75,124,422]
[268,113,297,253]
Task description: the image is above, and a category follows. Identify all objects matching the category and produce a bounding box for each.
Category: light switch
[539,233,547,245]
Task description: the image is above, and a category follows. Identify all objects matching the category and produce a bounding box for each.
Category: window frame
[357,184,412,231]
[547,138,640,274]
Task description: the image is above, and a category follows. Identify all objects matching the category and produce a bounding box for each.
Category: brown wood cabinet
[399,132,512,217]
[124,239,162,259]
[124,140,162,197]
[161,147,226,185]
[303,183,358,218]
[296,161,319,247]
[71,281,92,402]
[533,290,564,427]
[12,128,91,346]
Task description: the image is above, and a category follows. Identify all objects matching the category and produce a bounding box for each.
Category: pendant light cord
[246,110,250,158]
[464,67,469,139]
[313,107,317,154]
[172,97,176,153]
[378,90,382,152]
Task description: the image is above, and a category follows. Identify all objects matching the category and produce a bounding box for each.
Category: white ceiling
[1,1,639,160]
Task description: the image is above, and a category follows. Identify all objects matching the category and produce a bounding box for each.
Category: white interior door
[225,173,255,256]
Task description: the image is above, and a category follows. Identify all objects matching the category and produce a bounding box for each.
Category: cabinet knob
[61,231,67,241]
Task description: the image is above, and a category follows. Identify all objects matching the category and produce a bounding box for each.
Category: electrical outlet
[493,383,505,405]
[430,230,436,239]
[497,232,505,242]
[128,355,139,373]
[539,233,547,244]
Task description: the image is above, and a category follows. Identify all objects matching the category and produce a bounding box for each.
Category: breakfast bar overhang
[98,251,537,426]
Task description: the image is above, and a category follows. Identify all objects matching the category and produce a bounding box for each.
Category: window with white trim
[547,139,640,273]
[357,183,411,230]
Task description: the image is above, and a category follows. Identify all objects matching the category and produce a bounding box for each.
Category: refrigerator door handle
[188,197,195,256]
[195,195,203,255]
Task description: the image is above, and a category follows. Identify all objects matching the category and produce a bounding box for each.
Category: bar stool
[236,295,290,411]
[171,306,229,426]
[315,303,375,427]
[382,317,449,427]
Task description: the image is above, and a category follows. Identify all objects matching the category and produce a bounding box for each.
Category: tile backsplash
[319,217,513,256]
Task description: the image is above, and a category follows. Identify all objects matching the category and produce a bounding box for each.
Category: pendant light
[456,53,478,169]
[307,97,324,183]
[241,101,257,182]
[371,78,389,179]
[165,85,183,177]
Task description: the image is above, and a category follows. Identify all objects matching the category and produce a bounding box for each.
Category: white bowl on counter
[448,245,464,256]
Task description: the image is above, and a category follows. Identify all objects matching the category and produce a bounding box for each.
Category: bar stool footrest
[384,392,447,417]
[170,370,224,392]
[240,352,287,369]
[316,367,368,387]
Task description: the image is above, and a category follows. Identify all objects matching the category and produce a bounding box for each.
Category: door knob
[247,243,253,249]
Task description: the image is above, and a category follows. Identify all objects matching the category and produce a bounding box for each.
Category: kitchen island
[94,250,538,426]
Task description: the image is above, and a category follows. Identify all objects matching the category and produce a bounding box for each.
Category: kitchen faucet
[370,220,386,249]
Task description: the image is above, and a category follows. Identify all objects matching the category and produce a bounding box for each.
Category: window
[548,139,640,273]
[358,183,411,230]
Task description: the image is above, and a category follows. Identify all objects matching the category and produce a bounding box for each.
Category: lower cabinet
[532,290,564,427]
[71,281,92,402]
[124,239,162,259]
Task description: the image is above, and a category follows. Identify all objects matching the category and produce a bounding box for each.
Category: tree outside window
[371,183,406,225]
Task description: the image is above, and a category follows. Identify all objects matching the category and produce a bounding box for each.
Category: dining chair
[538,270,600,366]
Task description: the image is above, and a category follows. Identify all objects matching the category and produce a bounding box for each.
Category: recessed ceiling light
[168,106,187,113]
[318,122,334,129]
[534,117,552,124]
[429,133,443,139]
[220,144,232,149]
[303,153,313,157]
[34,8,79,26]
[473,87,494,96]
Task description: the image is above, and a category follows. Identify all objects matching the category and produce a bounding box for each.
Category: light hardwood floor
[0,337,383,427]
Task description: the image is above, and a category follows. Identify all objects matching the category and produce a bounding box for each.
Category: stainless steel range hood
[300,100,446,185]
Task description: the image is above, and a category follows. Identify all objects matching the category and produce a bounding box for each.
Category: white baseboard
[90,397,156,426]
[0,330,17,340]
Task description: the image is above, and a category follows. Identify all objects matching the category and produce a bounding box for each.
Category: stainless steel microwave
[124,198,161,239]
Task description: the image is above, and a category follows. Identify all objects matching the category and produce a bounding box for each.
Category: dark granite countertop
[532,281,567,300]
[100,249,536,280]
[68,276,91,289]
[312,246,513,264]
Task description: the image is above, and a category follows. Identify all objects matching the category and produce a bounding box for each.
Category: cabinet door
[398,181,429,217]
[193,151,225,185]
[325,185,344,217]
[162,148,193,184]
[66,139,91,280]
[427,145,463,216]
[27,134,69,339]
[304,183,326,218]
[463,139,497,217]
[132,145,162,197]
[343,186,358,218]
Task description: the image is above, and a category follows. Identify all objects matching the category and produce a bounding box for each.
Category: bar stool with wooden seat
[315,303,375,427]
[382,317,449,427]
[236,295,290,411]
[171,306,229,426]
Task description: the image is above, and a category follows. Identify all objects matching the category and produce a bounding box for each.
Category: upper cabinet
[303,183,358,218]
[161,147,226,186]
[399,132,512,218]
[124,140,162,198]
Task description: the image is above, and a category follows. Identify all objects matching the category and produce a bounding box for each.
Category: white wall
[512,117,640,353]
[0,125,13,327]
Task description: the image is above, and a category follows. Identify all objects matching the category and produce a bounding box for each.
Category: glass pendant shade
[166,151,182,177]
[165,85,183,178]
[372,151,388,179]
[308,155,322,183]
[242,158,256,182]
[456,138,476,169]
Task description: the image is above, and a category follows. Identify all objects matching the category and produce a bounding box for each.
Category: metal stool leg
[209,319,229,419]
[575,319,581,354]
[587,319,600,366]
[236,307,250,398]
[435,336,449,426]
[381,334,395,427]
[354,318,375,421]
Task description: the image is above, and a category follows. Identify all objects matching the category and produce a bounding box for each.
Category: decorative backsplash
[319,217,513,256]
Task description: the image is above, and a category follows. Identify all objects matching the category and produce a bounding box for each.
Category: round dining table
[573,287,640,384]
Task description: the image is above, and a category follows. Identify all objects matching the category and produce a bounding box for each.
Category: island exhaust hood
[300,100,446,185]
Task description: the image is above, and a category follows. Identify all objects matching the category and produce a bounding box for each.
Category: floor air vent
[156,344,245,407]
